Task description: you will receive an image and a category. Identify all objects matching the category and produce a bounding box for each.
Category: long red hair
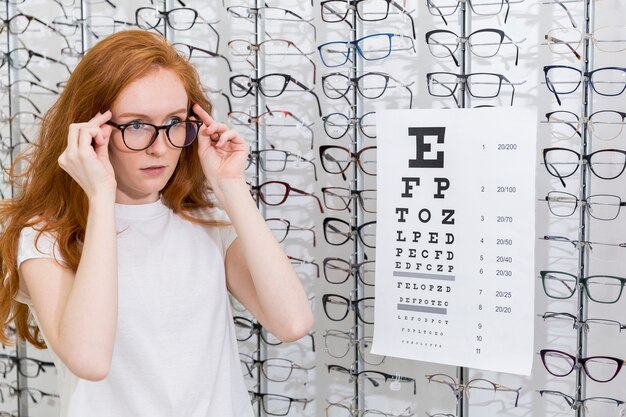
[0,30,218,348]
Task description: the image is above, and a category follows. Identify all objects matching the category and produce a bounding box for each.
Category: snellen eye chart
[372,107,537,376]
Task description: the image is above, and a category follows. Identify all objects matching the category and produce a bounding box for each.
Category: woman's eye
[166,117,183,126]
[128,121,146,131]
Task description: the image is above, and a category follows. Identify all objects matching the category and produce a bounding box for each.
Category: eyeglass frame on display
[172,42,231,71]
[320,0,416,39]
[265,217,317,247]
[323,257,375,286]
[245,149,318,180]
[544,109,626,141]
[322,293,375,324]
[543,65,626,105]
[425,373,521,407]
[323,327,385,365]
[227,38,316,83]
[541,190,626,220]
[426,0,513,25]
[538,389,625,413]
[321,71,414,107]
[540,349,626,383]
[542,147,626,187]
[540,311,626,334]
[248,390,313,416]
[321,187,377,213]
[539,270,626,303]
[426,71,521,106]
[248,180,324,213]
[425,28,523,67]
[318,33,416,68]
[329,364,417,395]
[229,73,322,117]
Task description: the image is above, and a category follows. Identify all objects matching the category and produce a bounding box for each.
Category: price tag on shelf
[371,107,537,376]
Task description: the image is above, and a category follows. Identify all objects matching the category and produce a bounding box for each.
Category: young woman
[0,30,313,416]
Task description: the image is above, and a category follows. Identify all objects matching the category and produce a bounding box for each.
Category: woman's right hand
[57,111,116,202]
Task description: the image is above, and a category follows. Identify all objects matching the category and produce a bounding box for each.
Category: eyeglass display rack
[542,0,588,416]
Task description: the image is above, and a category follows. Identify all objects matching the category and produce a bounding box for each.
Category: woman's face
[108,67,189,205]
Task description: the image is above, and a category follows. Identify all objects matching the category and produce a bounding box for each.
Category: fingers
[65,110,113,160]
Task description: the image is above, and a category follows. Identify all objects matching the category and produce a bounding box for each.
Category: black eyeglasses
[540,349,626,383]
[0,79,59,98]
[427,72,518,106]
[322,111,376,139]
[239,353,313,382]
[234,316,316,350]
[0,354,55,378]
[135,7,201,31]
[172,42,231,71]
[540,270,626,304]
[541,311,626,334]
[0,47,72,77]
[0,13,53,35]
[322,71,414,107]
[106,119,202,151]
[543,190,626,220]
[542,147,626,186]
[538,390,624,413]
[544,66,626,105]
[323,293,375,324]
[320,0,416,39]
[426,0,511,25]
[425,28,521,67]
[229,74,322,117]
[246,149,317,180]
[323,218,376,248]
[323,257,375,286]
[249,391,312,416]
[248,180,324,213]
[319,145,377,178]
[329,364,416,395]
[265,218,316,247]
[544,110,626,141]
[318,33,415,68]
[321,187,377,213]
[426,373,521,407]
[323,328,385,365]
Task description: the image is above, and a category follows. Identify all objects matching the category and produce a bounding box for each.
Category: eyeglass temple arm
[545,34,581,60]
[322,152,348,181]
[291,77,323,117]
[546,161,568,187]
[544,73,563,106]
[428,37,460,67]
[428,0,448,25]
[390,0,416,39]
[291,187,324,213]
[553,0,578,28]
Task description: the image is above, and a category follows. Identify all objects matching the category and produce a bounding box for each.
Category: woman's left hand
[193,104,248,193]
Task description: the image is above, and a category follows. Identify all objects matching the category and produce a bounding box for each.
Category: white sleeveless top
[16,199,253,417]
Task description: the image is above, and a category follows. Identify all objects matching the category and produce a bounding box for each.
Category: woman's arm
[21,197,117,381]
[21,112,118,381]
[221,179,313,342]
[193,104,313,342]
